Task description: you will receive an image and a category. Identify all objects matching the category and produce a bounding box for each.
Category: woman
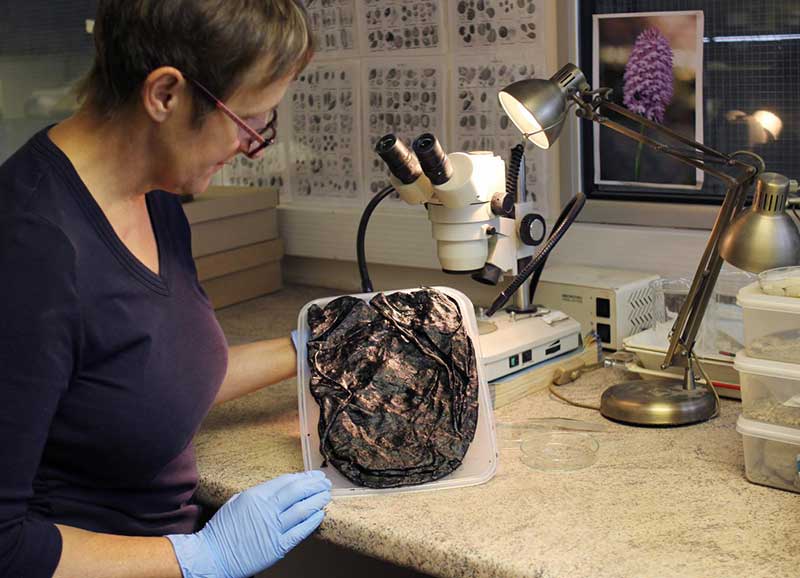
[0,1,330,577]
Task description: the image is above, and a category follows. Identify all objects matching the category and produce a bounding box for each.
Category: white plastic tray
[296,286,498,497]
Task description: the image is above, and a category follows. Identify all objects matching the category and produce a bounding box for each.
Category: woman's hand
[168,471,331,578]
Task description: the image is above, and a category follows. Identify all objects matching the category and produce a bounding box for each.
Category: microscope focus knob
[519,213,546,246]
[490,192,515,217]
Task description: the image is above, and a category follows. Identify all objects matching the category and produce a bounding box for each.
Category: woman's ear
[141,66,185,123]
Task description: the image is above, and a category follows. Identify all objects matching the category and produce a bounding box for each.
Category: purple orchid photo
[593,11,703,189]
[624,27,675,179]
[623,28,675,124]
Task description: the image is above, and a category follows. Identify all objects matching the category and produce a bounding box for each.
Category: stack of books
[183,187,283,309]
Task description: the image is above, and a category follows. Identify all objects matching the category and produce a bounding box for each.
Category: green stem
[633,124,645,181]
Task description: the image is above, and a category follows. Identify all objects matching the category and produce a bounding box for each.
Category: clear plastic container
[758,266,800,297]
[651,277,692,325]
[734,351,800,428]
[736,415,800,494]
[651,271,752,358]
[738,282,800,364]
[296,286,498,497]
[520,431,599,471]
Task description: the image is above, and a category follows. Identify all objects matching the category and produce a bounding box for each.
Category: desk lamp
[498,63,800,426]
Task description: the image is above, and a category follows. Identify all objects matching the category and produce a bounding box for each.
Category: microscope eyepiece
[375,134,422,185]
[413,133,453,186]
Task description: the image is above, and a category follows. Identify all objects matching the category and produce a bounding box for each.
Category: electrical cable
[523,193,577,307]
[486,192,586,316]
[356,184,396,293]
[506,144,525,200]
[691,351,721,420]
[547,332,602,411]
[503,144,540,310]
[504,145,539,310]
[547,354,722,417]
[547,382,601,411]
[730,150,766,174]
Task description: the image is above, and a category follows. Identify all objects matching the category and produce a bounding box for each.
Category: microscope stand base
[478,309,582,382]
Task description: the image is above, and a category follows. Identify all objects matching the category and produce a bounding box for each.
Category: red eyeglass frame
[187,76,277,159]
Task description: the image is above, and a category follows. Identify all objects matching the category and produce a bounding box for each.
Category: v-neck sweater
[0,128,228,577]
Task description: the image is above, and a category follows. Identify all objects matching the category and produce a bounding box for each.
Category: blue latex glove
[167,471,331,578]
[290,329,299,352]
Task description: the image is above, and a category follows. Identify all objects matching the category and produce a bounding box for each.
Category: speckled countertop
[196,285,800,578]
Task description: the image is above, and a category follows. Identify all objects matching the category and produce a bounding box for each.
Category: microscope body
[373,133,582,382]
[385,145,538,280]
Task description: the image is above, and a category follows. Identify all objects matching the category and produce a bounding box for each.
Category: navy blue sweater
[0,129,228,577]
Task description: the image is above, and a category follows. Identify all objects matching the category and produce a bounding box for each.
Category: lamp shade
[498,79,565,149]
[498,63,590,149]
[719,172,800,273]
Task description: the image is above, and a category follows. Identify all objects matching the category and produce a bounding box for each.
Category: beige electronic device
[534,265,659,350]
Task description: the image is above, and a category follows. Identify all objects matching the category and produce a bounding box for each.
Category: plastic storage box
[734,351,800,427]
[737,282,800,364]
[296,286,498,497]
[736,415,800,493]
[758,266,800,297]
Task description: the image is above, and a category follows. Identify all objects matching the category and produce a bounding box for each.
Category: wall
[282,219,726,307]
[0,0,733,301]
[0,0,94,163]
[280,0,720,300]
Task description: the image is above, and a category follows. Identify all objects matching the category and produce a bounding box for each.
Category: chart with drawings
[453,53,550,215]
[287,60,361,202]
[219,149,286,190]
[450,0,544,50]
[362,59,445,199]
[225,0,556,216]
[304,0,358,58]
[359,0,445,55]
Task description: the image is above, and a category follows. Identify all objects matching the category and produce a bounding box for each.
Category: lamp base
[600,378,717,426]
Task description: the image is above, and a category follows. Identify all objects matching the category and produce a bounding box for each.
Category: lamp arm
[664,180,750,370]
[601,100,732,162]
[568,91,760,373]
[570,94,753,185]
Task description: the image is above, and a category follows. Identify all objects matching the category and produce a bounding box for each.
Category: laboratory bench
[196,284,799,578]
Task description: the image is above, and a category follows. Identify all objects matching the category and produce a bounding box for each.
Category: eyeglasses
[187,76,277,159]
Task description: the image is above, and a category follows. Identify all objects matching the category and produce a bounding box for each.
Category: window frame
[558,0,796,231]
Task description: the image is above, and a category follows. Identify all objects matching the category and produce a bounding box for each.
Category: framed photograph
[592,10,704,190]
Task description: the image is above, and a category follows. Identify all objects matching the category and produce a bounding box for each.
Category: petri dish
[497,418,608,451]
[496,421,549,450]
[520,430,599,471]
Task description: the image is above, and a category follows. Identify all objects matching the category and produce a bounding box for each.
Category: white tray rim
[296,286,498,497]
